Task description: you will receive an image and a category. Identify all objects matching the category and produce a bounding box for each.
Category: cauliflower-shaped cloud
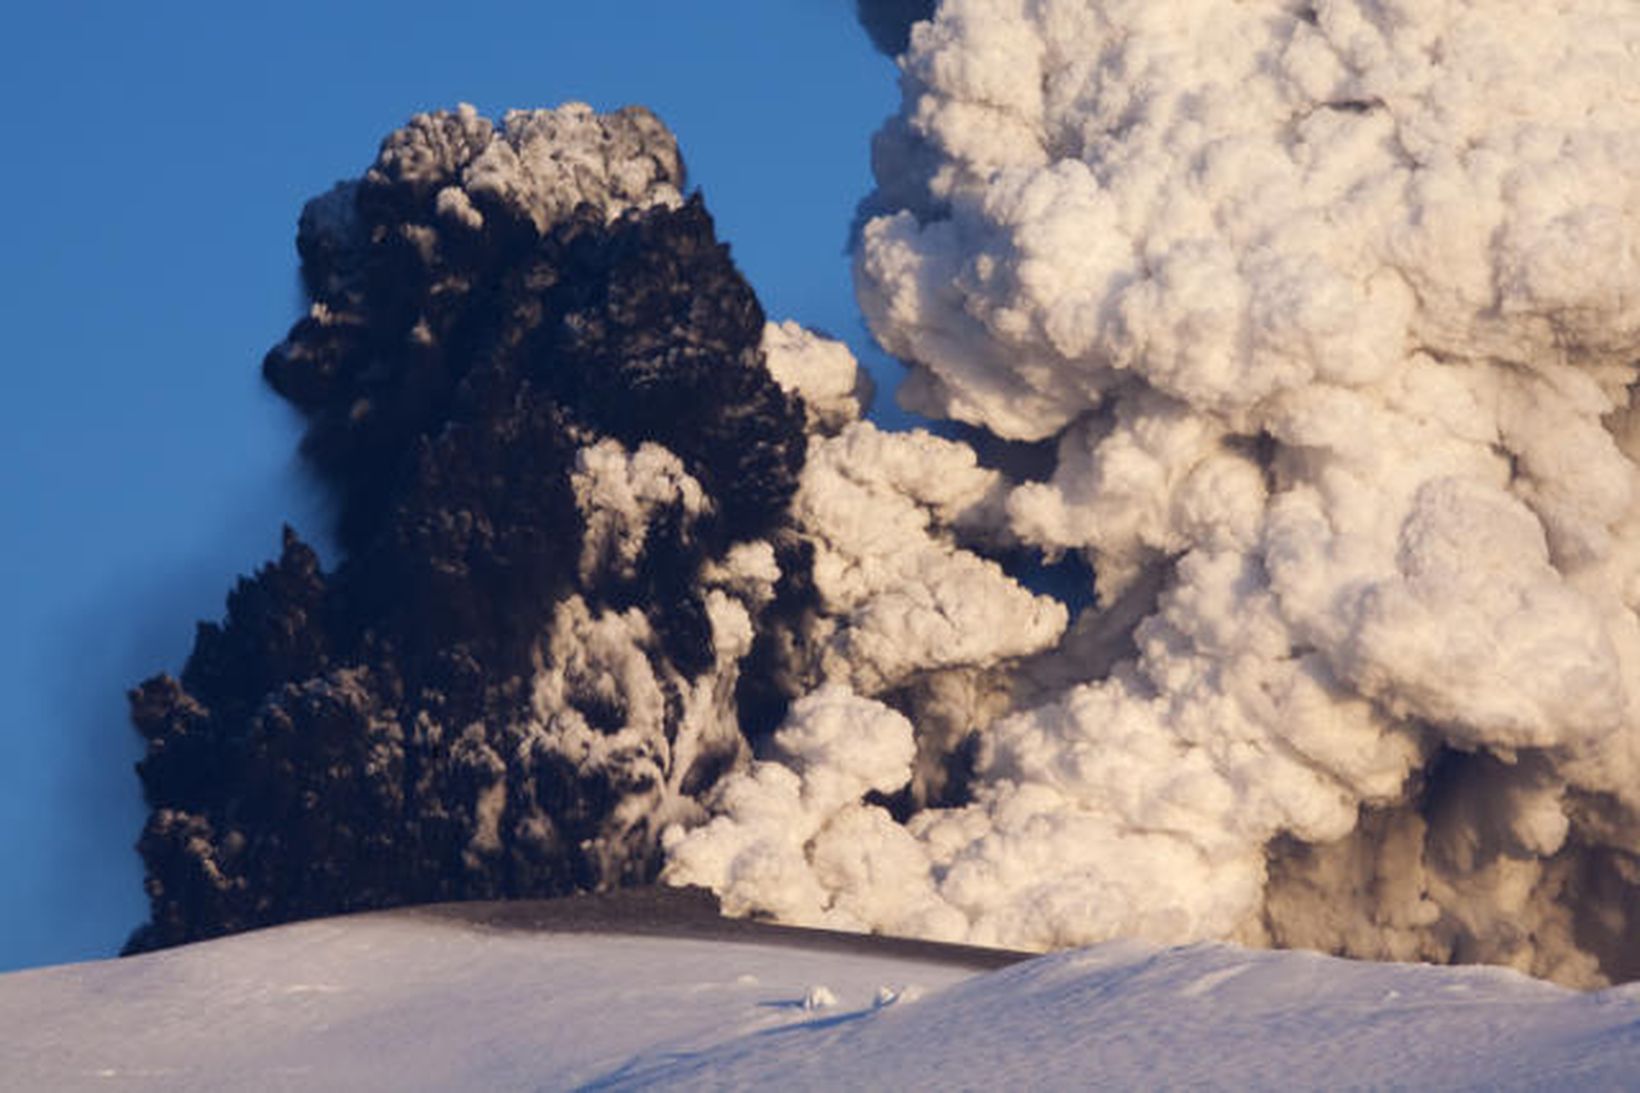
[676,0,1640,987]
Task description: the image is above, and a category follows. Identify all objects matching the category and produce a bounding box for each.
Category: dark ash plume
[856,0,937,56]
[126,104,811,952]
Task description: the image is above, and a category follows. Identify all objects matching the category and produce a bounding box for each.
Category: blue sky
[0,0,903,971]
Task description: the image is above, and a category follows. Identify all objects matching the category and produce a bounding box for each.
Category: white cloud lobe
[669,0,1640,987]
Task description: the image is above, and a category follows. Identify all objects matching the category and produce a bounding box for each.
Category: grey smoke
[856,0,936,56]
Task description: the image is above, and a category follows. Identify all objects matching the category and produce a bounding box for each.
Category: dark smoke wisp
[856,0,937,56]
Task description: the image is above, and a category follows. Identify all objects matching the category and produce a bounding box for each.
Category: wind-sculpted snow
[6,910,1639,1090]
[673,0,1640,986]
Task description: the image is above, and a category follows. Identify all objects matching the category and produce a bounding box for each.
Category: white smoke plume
[572,439,711,585]
[666,0,1640,987]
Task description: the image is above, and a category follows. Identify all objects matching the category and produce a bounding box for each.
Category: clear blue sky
[0,0,903,971]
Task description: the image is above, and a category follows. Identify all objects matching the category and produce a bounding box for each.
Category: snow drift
[4,907,1638,1091]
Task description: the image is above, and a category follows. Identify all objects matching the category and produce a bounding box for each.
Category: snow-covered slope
[3,905,1636,1091]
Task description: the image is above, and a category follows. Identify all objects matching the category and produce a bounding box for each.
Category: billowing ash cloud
[127,103,816,950]
[666,0,1640,987]
[856,0,937,56]
[131,2,1640,990]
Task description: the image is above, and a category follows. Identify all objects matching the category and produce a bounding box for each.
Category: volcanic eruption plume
[133,2,1640,989]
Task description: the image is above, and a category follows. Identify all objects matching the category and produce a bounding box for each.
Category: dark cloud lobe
[126,105,812,952]
[856,0,937,56]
